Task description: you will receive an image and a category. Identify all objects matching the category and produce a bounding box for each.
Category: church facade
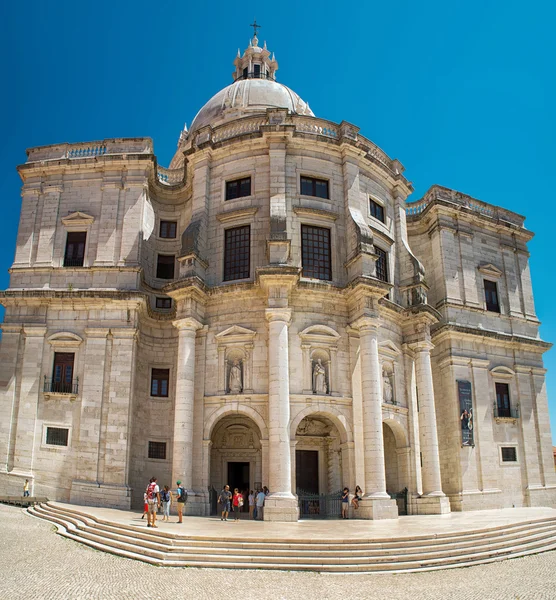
[1,35,554,521]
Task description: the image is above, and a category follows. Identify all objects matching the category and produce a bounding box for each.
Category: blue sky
[1,1,555,442]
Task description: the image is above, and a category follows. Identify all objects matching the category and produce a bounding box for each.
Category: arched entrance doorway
[210,415,263,516]
[294,414,347,518]
[383,419,410,514]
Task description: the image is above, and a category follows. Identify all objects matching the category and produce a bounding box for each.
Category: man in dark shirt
[218,484,231,521]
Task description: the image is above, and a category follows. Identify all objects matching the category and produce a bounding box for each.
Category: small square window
[300,176,329,199]
[225,177,251,201]
[148,441,167,460]
[370,199,385,223]
[501,447,517,462]
[484,280,500,312]
[155,297,172,309]
[159,221,177,239]
[151,368,170,397]
[156,255,175,279]
[46,427,69,447]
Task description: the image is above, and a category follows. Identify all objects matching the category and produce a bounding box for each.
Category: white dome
[189,78,314,134]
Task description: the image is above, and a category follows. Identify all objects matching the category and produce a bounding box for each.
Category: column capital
[409,340,434,353]
[349,316,380,333]
[265,308,292,324]
[173,317,204,332]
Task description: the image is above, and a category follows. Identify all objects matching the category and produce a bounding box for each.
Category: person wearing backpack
[146,477,160,528]
[175,480,187,523]
[161,485,172,522]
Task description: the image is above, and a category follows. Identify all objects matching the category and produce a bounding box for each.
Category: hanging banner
[457,380,474,447]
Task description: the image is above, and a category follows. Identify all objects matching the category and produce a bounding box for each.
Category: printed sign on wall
[458,380,474,447]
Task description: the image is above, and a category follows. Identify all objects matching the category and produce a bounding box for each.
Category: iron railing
[297,489,342,519]
[235,71,275,82]
[63,257,84,267]
[494,404,519,419]
[44,376,79,395]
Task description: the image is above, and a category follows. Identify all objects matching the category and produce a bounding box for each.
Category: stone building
[1,34,554,521]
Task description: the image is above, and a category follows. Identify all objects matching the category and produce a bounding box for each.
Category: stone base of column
[414,494,451,515]
[357,496,399,520]
[70,480,131,510]
[263,494,299,522]
[180,491,210,517]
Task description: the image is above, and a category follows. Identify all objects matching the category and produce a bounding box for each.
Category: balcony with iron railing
[43,376,79,400]
[493,403,520,422]
[63,256,85,267]
[235,71,276,82]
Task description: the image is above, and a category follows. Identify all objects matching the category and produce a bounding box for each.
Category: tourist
[341,488,350,519]
[352,485,362,509]
[161,485,171,522]
[256,488,265,520]
[263,486,269,496]
[175,480,187,523]
[23,479,29,498]
[232,488,242,521]
[146,477,161,528]
[141,489,148,519]
[248,490,255,519]
[218,484,231,521]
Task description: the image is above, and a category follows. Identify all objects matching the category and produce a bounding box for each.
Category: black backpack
[178,486,187,502]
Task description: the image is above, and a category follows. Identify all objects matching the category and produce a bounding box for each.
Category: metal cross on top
[250,19,261,37]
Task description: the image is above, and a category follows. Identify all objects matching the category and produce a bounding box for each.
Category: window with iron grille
[484,280,500,312]
[148,441,167,460]
[155,297,172,309]
[224,225,250,281]
[225,177,251,201]
[495,382,511,418]
[301,225,332,281]
[151,368,170,397]
[300,176,329,199]
[156,255,175,279]
[370,199,385,223]
[501,447,517,462]
[374,246,389,282]
[46,427,69,447]
[159,221,177,239]
[64,231,86,267]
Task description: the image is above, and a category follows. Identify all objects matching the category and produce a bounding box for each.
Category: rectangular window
[156,255,175,279]
[46,427,69,447]
[374,246,389,282]
[225,177,251,201]
[52,352,75,393]
[224,225,251,281]
[64,231,86,267]
[370,199,385,223]
[484,280,500,312]
[148,441,167,460]
[495,382,511,418]
[155,297,172,309]
[501,447,517,462]
[254,64,261,78]
[159,221,177,239]
[301,225,332,281]
[300,176,329,199]
[151,368,170,397]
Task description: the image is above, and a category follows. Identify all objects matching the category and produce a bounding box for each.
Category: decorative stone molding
[478,263,503,279]
[293,206,339,222]
[216,206,258,224]
[61,211,95,230]
[489,365,516,380]
[215,325,257,394]
[46,331,83,348]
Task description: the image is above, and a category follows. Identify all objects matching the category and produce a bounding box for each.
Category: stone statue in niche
[382,370,394,404]
[228,359,243,394]
[312,358,327,394]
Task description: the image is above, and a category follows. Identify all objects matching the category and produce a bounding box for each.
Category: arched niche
[299,324,340,395]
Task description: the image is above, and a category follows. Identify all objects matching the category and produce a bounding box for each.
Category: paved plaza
[1,504,555,600]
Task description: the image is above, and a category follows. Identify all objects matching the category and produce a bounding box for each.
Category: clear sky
[1,1,555,441]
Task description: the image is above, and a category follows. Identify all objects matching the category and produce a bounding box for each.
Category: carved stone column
[264,308,298,521]
[172,317,203,492]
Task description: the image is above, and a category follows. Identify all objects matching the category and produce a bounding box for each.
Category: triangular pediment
[215,325,257,342]
[478,263,503,279]
[61,211,95,227]
[379,340,401,357]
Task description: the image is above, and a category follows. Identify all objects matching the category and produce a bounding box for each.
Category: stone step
[41,501,556,549]
[29,503,556,573]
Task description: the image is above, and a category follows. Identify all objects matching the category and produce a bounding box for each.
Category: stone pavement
[1,504,555,600]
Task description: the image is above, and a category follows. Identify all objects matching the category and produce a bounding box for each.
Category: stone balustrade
[26,138,154,162]
[405,184,526,227]
[157,166,185,186]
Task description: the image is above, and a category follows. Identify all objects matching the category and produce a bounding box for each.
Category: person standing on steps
[146,477,160,528]
[256,488,266,521]
[161,485,172,522]
[248,490,255,519]
[219,484,231,521]
[341,487,350,519]
[23,479,29,498]
[232,488,242,521]
[141,489,148,519]
[175,480,187,523]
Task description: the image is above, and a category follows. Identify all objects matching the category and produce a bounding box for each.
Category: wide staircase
[28,502,556,573]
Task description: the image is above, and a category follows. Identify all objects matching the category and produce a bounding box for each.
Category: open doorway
[228,461,250,513]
